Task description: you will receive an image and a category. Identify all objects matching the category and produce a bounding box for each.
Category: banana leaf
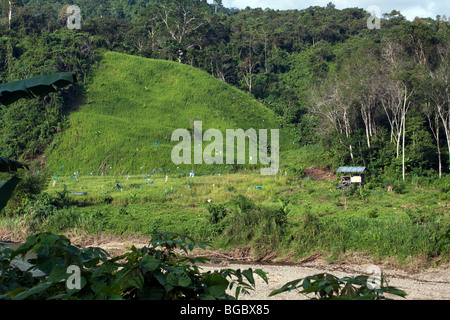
[0,72,76,212]
[0,72,76,106]
[0,157,29,172]
[0,158,28,212]
[0,176,22,212]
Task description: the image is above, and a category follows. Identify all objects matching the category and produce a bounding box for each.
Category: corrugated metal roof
[336,167,366,173]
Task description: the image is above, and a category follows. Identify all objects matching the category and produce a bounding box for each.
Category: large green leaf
[204,273,229,298]
[0,157,29,172]
[0,157,28,212]
[0,175,22,213]
[0,73,75,212]
[0,72,76,106]
[140,255,160,271]
[12,282,54,300]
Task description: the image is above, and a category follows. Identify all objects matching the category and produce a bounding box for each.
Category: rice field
[45,169,288,205]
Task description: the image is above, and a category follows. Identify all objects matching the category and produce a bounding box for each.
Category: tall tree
[155,0,210,63]
[213,0,223,15]
[379,38,415,181]
[427,38,450,171]
[2,0,19,30]
[340,43,381,151]
[308,74,356,160]
[423,100,443,178]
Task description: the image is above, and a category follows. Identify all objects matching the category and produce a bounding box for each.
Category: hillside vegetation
[0,1,449,275]
[45,51,291,175]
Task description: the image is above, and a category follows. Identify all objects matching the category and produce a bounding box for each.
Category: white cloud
[402,6,435,20]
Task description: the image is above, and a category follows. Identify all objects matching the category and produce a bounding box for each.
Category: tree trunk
[396,126,402,158]
[343,110,353,160]
[426,111,442,179]
[445,123,450,172]
[401,87,411,182]
[437,124,442,178]
[362,107,371,149]
[435,107,450,172]
[402,109,406,182]
[8,1,12,30]
[264,34,269,73]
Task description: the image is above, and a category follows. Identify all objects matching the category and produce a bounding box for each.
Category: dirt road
[200,261,450,300]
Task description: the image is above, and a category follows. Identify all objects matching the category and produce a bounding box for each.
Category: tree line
[0,0,449,180]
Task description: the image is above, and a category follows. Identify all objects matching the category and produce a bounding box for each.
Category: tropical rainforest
[0,0,448,181]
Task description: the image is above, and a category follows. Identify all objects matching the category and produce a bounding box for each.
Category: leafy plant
[55,186,71,209]
[229,194,256,212]
[207,203,228,237]
[0,73,76,106]
[436,227,450,266]
[0,158,30,214]
[359,187,369,200]
[100,194,113,204]
[2,173,51,217]
[207,203,225,222]
[0,175,23,214]
[367,208,378,219]
[393,181,407,194]
[0,232,268,300]
[128,192,137,204]
[278,198,291,216]
[269,272,407,300]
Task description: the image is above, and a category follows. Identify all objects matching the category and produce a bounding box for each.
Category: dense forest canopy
[0,0,449,181]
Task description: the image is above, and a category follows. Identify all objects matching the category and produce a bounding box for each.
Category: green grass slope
[46,51,292,175]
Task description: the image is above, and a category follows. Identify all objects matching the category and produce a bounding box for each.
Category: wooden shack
[336,167,366,189]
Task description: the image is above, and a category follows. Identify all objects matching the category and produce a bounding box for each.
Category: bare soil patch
[303,165,335,181]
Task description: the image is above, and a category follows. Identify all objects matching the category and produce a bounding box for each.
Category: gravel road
[200,261,450,300]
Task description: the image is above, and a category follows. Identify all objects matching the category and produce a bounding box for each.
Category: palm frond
[0,72,76,106]
[0,157,29,172]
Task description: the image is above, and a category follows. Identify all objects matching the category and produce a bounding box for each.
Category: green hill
[45,51,291,175]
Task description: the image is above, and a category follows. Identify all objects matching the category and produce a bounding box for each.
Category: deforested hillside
[45,51,290,175]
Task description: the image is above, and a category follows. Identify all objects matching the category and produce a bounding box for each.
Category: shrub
[207,203,228,238]
[3,173,49,217]
[25,194,57,222]
[100,194,113,204]
[54,186,72,208]
[383,177,395,191]
[364,182,376,190]
[368,208,378,219]
[128,193,137,204]
[229,194,255,212]
[220,195,288,250]
[207,203,228,225]
[439,182,450,193]
[393,181,407,194]
[343,183,358,197]
[269,272,407,300]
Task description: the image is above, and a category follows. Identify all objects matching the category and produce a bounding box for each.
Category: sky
[209,0,449,21]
